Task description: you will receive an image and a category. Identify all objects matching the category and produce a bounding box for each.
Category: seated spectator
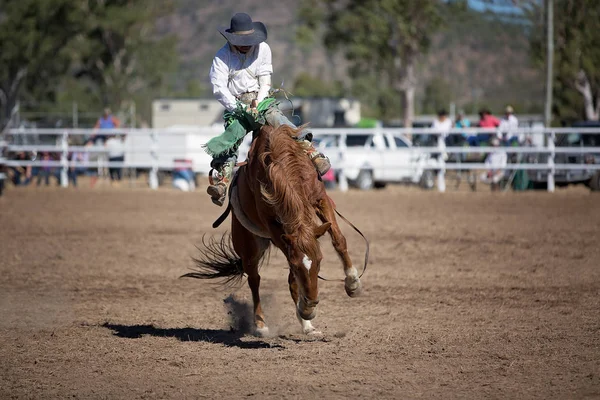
[475,108,501,146]
[90,108,120,145]
[452,111,472,161]
[454,111,472,143]
[69,147,89,188]
[8,151,32,186]
[498,105,519,146]
[172,159,196,192]
[480,137,507,191]
[36,152,60,186]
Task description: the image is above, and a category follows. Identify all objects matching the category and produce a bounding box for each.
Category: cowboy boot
[300,140,331,176]
[206,160,234,206]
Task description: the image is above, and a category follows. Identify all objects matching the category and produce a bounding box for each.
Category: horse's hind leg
[231,215,271,336]
[287,271,322,335]
[317,196,361,297]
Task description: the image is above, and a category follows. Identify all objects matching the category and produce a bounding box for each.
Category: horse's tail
[180,234,244,286]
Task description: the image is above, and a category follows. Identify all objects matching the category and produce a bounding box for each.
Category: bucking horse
[183,124,367,336]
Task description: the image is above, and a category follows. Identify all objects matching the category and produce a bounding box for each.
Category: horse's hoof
[304,328,323,336]
[345,277,362,297]
[254,326,270,337]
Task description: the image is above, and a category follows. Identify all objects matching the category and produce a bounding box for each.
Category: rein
[317,209,369,282]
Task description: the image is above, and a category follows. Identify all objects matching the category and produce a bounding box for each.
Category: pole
[544,0,554,128]
[73,102,78,128]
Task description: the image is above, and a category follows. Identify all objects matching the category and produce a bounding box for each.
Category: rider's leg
[264,106,331,176]
[207,154,236,206]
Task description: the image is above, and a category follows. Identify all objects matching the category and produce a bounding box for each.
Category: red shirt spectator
[478,109,500,128]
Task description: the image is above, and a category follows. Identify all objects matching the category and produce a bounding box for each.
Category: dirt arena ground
[1,182,599,399]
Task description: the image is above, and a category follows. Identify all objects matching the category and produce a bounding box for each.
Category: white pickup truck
[313,131,436,190]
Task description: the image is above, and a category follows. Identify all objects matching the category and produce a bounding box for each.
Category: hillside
[159,1,544,118]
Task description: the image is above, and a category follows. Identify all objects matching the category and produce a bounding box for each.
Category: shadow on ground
[101,323,284,350]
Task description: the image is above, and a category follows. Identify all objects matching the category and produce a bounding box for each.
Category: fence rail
[2,126,600,192]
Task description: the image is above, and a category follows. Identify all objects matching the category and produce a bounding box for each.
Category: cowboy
[205,12,331,206]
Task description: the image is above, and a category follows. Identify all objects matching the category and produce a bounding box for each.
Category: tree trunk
[403,87,415,130]
[574,69,599,121]
[402,63,416,137]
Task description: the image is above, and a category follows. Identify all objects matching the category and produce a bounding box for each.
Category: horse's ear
[314,222,331,239]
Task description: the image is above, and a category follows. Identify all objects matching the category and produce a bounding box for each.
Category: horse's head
[281,222,331,320]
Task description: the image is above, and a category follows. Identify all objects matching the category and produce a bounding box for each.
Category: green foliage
[298,0,443,121]
[0,0,85,127]
[292,72,344,98]
[0,0,178,128]
[421,78,452,114]
[529,0,600,123]
[70,0,178,124]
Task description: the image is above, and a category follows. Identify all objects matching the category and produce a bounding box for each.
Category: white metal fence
[2,126,600,192]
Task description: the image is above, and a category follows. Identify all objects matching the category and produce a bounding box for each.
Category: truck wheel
[590,171,600,191]
[419,170,435,190]
[374,182,387,189]
[356,170,374,191]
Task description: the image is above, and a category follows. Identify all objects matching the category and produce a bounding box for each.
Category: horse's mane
[258,125,319,257]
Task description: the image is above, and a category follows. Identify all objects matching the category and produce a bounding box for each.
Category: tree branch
[574,69,596,120]
[9,68,28,98]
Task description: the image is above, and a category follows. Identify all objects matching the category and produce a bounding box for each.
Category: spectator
[36,152,59,186]
[321,168,336,190]
[172,159,196,192]
[105,134,125,186]
[455,110,472,143]
[432,109,453,144]
[69,147,89,188]
[480,137,507,191]
[8,151,32,186]
[90,108,120,145]
[477,108,501,145]
[431,109,452,162]
[498,105,519,145]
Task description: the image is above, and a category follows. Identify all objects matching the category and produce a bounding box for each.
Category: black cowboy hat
[218,13,267,46]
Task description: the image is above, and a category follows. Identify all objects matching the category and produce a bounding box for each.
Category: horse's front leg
[317,196,361,297]
[288,270,321,335]
[232,215,270,336]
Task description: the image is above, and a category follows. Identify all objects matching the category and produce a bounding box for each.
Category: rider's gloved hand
[247,99,258,117]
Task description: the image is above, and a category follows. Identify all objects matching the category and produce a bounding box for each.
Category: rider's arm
[209,55,237,112]
[255,43,274,105]
[256,74,272,104]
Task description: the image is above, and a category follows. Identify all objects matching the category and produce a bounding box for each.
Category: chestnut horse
[185,124,362,336]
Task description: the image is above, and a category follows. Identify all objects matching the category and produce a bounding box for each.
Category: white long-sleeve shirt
[498,114,519,141]
[209,42,273,111]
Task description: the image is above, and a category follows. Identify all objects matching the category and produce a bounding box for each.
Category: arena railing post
[149,129,159,190]
[547,129,555,192]
[338,131,348,192]
[60,131,69,188]
[437,131,446,192]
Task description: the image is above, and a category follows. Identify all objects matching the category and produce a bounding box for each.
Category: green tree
[71,0,178,125]
[0,0,85,130]
[529,0,600,122]
[0,0,177,130]
[292,72,344,98]
[422,77,452,115]
[298,0,443,126]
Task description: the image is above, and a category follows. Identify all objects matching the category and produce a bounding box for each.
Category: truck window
[394,136,409,148]
[346,135,371,147]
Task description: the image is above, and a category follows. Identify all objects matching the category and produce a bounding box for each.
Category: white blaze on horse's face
[302,254,312,271]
